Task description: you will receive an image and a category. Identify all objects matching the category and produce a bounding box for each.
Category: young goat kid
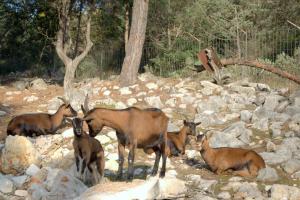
[167,120,201,156]
[81,97,169,180]
[72,117,104,184]
[145,120,201,157]
[198,133,265,177]
[7,97,77,136]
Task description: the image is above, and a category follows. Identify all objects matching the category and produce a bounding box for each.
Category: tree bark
[55,0,93,98]
[120,0,149,86]
[124,0,130,51]
[221,58,300,84]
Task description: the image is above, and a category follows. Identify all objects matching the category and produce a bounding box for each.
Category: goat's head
[196,131,211,151]
[58,97,77,117]
[71,117,84,136]
[183,120,201,136]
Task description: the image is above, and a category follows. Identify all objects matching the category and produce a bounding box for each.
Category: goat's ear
[195,122,201,126]
[183,120,187,125]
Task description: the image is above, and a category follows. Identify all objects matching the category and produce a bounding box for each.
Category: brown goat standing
[198,134,266,177]
[72,117,104,184]
[82,100,169,180]
[145,120,201,157]
[7,97,77,137]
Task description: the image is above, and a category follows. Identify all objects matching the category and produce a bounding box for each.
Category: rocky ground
[0,74,300,199]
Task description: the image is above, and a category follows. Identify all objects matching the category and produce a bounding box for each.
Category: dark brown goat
[7,97,77,137]
[72,117,104,184]
[81,99,169,180]
[145,120,201,157]
[198,134,266,177]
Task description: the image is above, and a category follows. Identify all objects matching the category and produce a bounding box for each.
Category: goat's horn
[58,97,69,105]
[84,94,89,112]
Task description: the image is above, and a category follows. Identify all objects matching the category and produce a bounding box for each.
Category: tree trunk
[120,0,149,86]
[55,0,93,98]
[124,0,130,51]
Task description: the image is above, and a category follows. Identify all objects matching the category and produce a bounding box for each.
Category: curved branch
[221,58,300,84]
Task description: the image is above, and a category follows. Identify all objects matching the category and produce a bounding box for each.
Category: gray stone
[270,122,282,137]
[270,184,300,200]
[254,95,266,106]
[263,94,284,111]
[0,176,14,194]
[240,110,252,123]
[186,174,217,192]
[144,96,164,108]
[266,141,276,152]
[260,152,291,165]
[30,78,48,90]
[95,135,111,144]
[26,164,41,176]
[15,190,28,197]
[229,85,256,96]
[12,80,29,90]
[238,182,262,199]
[276,100,290,112]
[167,122,180,132]
[217,192,231,199]
[0,110,7,116]
[10,175,28,188]
[285,105,300,117]
[256,83,271,92]
[165,98,177,107]
[200,81,223,96]
[257,167,279,182]
[252,117,269,131]
[282,159,300,174]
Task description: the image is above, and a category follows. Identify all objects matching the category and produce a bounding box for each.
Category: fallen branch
[220,58,300,84]
[287,20,300,30]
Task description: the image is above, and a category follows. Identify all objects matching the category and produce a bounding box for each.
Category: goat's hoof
[151,170,158,176]
[159,171,165,178]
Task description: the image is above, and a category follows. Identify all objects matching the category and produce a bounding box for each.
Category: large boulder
[76,177,186,200]
[270,184,300,200]
[30,78,48,90]
[28,168,87,200]
[0,135,40,175]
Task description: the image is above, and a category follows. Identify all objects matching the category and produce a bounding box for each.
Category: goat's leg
[127,140,137,181]
[160,132,169,178]
[116,138,126,180]
[96,153,105,184]
[151,147,161,176]
[80,159,86,180]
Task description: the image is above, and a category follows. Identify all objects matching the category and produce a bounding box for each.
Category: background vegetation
[0,0,299,87]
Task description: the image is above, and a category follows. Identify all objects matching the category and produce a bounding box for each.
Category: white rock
[105,144,115,151]
[119,87,132,95]
[158,177,187,199]
[165,98,177,107]
[115,101,127,109]
[23,95,39,102]
[26,164,41,176]
[107,153,119,161]
[0,176,14,193]
[105,160,119,171]
[95,135,111,144]
[179,104,186,109]
[144,96,164,108]
[217,192,231,199]
[127,98,137,106]
[30,78,48,90]
[146,83,158,90]
[186,150,200,159]
[137,92,147,97]
[107,130,117,140]
[1,135,40,175]
[62,128,74,138]
[15,190,28,197]
[270,184,300,200]
[0,110,7,116]
[113,86,120,90]
[103,90,111,96]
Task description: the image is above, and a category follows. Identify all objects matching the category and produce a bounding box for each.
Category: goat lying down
[81,98,169,180]
[145,120,201,157]
[7,97,77,137]
[71,117,104,184]
[198,133,266,177]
